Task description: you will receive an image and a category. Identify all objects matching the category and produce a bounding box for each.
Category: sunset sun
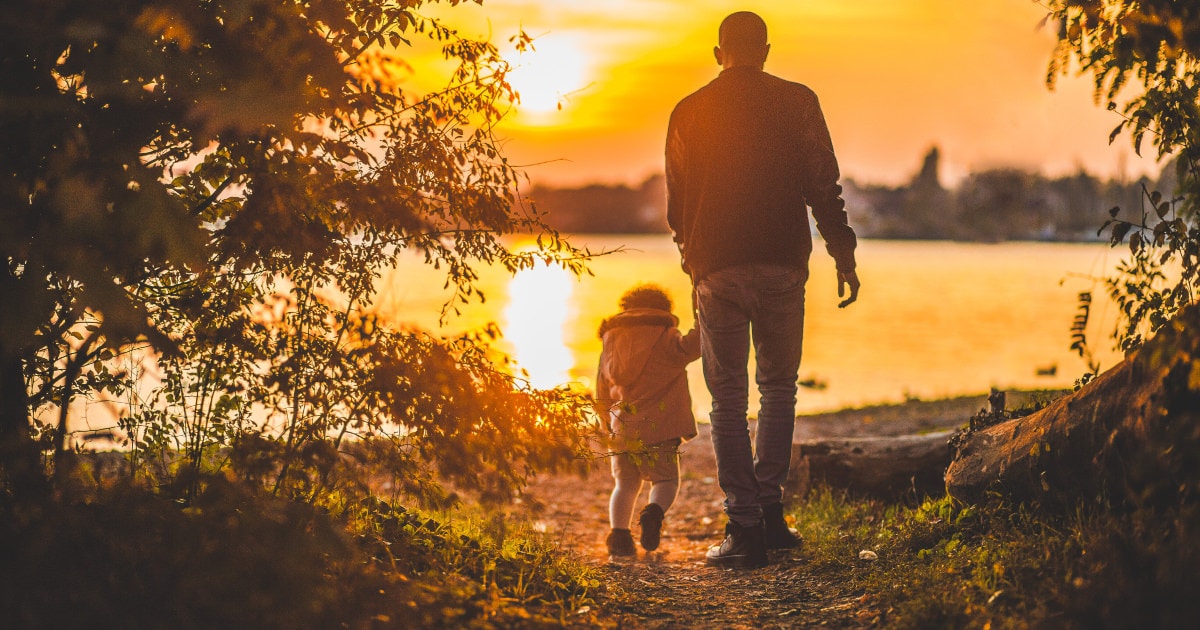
[505,34,590,118]
[503,258,574,389]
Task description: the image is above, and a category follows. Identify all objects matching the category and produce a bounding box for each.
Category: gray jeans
[696,263,806,527]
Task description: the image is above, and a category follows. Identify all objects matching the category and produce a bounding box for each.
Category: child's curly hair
[618,283,673,312]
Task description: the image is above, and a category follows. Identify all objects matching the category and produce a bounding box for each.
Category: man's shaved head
[718,11,768,58]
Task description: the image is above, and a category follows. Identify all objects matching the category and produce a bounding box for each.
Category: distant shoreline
[552,230,1110,245]
[793,389,1067,439]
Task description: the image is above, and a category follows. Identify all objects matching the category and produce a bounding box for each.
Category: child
[595,284,702,558]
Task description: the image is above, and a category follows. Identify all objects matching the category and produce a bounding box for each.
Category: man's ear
[713,46,723,66]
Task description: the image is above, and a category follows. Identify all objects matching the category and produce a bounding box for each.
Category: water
[376,236,1126,417]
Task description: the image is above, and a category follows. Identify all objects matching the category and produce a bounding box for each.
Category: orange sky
[412,0,1162,188]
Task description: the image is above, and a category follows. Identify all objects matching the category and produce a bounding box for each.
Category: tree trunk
[0,352,46,497]
[789,430,957,500]
[945,303,1200,506]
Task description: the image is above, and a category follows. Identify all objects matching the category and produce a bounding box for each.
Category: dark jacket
[666,66,857,280]
[595,308,701,447]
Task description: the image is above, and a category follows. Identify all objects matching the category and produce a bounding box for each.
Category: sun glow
[505,34,590,119]
[503,260,575,389]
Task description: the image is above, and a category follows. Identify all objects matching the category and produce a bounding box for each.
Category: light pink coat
[595,307,702,448]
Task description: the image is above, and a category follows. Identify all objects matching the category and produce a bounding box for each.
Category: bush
[0,476,601,629]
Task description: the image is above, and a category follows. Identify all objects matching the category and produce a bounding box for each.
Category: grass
[791,489,1200,629]
[784,365,1200,628]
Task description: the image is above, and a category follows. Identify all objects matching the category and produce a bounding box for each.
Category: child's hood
[598,307,678,386]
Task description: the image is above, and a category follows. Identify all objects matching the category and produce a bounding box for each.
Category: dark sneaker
[762,503,802,550]
[606,528,636,558]
[705,521,767,569]
[638,503,665,551]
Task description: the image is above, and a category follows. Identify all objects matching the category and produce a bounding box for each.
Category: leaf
[1110,221,1132,244]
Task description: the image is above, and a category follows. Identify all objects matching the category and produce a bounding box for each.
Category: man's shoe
[705,521,767,569]
[762,503,802,550]
[606,528,636,558]
[638,503,665,552]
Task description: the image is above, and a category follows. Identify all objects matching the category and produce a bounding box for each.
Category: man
[666,11,860,569]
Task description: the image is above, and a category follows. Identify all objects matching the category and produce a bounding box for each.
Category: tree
[955,168,1049,241]
[1047,0,1200,352]
[944,0,1200,509]
[0,0,594,500]
[529,174,669,234]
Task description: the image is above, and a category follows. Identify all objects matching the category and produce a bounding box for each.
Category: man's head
[715,11,769,69]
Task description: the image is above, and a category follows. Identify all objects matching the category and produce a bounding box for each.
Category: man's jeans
[696,263,806,528]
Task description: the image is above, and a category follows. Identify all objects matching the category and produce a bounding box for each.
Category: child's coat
[596,307,701,448]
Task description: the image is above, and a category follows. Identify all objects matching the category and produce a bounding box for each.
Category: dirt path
[520,430,866,628]
[519,397,988,628]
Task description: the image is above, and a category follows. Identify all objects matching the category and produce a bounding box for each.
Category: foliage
[123,303,595,506]
[1048,0,1200,166]
[792,488,1200,629]
[351,497,602,616]
[1047,0,1200,352]
[1068,289,1102,382]
[1095,184,1200,352]
[1,0,601,501]
[0,475,602,628]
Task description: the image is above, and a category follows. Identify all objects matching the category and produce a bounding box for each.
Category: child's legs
[645,439,682,512]
[648,477,679,511]
[610,452,644,529]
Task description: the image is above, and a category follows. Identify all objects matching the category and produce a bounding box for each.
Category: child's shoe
[638,503,665,551]
[606,528,636,558]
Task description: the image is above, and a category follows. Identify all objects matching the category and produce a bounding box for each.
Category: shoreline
[792,388,1066,440]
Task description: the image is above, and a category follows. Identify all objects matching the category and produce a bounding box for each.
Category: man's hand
[837,270,860,308]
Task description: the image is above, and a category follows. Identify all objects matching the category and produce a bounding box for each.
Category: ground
[518,396,988,628]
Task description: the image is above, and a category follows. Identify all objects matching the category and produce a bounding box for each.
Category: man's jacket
[666,66,857,280]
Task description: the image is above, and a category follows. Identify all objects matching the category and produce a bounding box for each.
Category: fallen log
[945,303,1200,506]
[788,430,957,500]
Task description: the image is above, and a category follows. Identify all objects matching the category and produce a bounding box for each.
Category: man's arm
[801,102,856,272]
[665,109,691,275]
[799,91,859,303]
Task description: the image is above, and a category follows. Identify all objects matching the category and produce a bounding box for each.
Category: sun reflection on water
[503,260,574,389]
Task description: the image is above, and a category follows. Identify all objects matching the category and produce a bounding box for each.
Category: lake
[376,235,1128,417]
